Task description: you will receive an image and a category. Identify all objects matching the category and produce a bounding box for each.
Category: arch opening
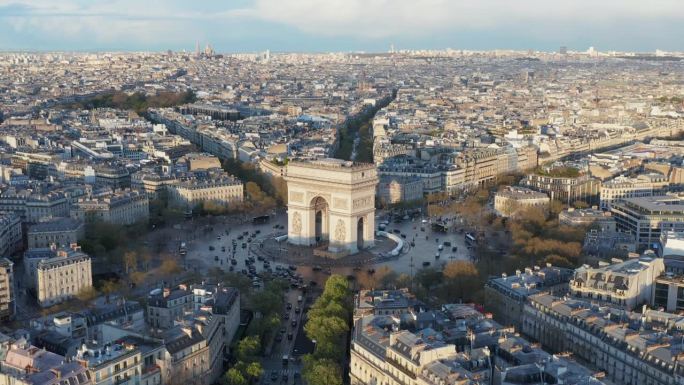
[311,196,329,244]
[357,217,364,250]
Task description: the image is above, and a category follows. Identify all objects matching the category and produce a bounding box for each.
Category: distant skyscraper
[195,40,200,57]
[560,46,568,55]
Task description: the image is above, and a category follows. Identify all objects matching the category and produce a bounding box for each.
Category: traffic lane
[375,217,472,274]
[272,288,305,356]
[262,293,304,385]
[186,218,290,274]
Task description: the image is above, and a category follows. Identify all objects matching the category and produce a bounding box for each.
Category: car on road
[294,307,301,314]
[287,333,293,341]
[280,328,286,334]
[291,320,297,328]
[282,373,288,381]
[270,370,278,381]
[286,303,292,310]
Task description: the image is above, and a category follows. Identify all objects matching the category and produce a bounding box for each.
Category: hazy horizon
[0,0,681,53]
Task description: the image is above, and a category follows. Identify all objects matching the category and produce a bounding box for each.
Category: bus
[252,215,270,224]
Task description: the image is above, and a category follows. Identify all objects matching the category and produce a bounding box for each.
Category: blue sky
[0,0,681,52]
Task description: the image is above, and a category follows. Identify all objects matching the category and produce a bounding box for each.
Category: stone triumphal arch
[286,159,378,256]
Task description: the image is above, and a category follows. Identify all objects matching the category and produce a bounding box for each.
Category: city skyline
[0,0,682,52]
[0,2,683,385]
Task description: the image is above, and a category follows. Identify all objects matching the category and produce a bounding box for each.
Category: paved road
[374,215,473,275]
[185,210,473,279]
[259,287,309,385]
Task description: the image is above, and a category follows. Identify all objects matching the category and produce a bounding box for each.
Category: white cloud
[0,0,681,49]
[246,0,684,38]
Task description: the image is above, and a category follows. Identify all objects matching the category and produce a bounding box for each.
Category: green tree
[236,336,260,362]
[223,367,247,385]
[245,362,263,381]
[319,275,351,306]
[249,286,283,317]
[304,313,348,358]
[302,356,343,385]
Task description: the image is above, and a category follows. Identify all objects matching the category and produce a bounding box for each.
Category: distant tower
[358,69,368,92]
[265,49,270,62]
[195,41,200,57]
[390,43,395,54]
[559,46,568,55]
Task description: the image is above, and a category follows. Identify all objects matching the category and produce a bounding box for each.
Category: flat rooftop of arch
[289,158,375,171]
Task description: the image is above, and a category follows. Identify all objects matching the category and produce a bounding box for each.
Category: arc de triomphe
[286,159,378,256]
